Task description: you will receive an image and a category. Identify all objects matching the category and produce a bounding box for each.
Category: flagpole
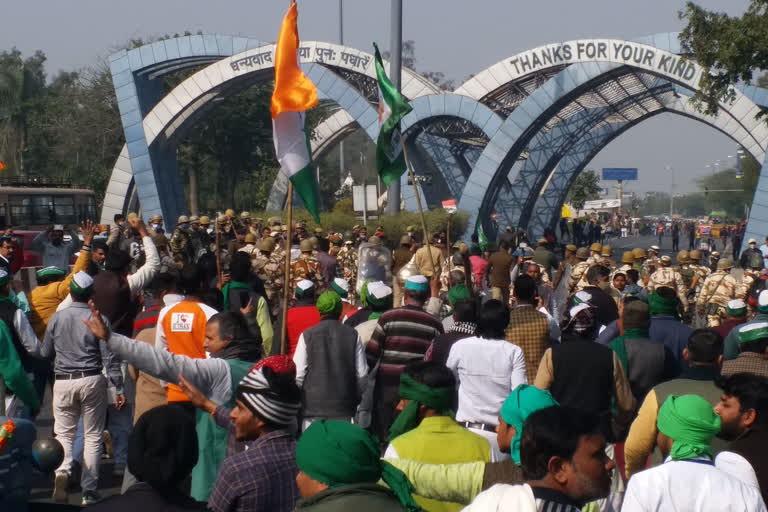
[399,133,436,276]
[280,181,293,355]
[215,214,222,284]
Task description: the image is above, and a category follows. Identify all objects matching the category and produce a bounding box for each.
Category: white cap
[332,278,349,293]
[650,245,660,252]
[53,224,64,231]
[728,299,747,310]
[574,290,592,304]
[569,303,592,318]
[749,238,757,244]
[296,279,314,291]
[72,270,93,289]
[759,290,768,308]
[367,281,393,299]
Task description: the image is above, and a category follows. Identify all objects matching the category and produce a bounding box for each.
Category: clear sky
[1,0,753,195]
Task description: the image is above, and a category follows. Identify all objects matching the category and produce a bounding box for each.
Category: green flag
[373,42,413,187]
[477,223,488,252]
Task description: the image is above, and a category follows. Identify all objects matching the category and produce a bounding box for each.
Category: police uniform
[648,260,689,310]
[568,254,590,295]
[696,261,738,327]
[337,243,359,303]
[290,240,324,295]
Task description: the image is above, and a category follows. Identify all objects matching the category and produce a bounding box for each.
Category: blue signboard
[602,168,638,181]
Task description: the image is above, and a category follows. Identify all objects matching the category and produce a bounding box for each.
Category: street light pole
[338,0,345,188]
[386,0,402,215]
[666,165,674,216]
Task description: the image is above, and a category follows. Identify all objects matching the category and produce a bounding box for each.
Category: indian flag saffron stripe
[373,42,413,187]
[271,1,320,221]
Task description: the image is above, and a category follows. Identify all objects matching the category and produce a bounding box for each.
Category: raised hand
[82,300,110,340]
[178,374,217,414]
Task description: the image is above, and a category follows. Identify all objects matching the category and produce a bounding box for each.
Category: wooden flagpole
[215,214,222,284]
[399,133,436,277]
[280,181,293,355]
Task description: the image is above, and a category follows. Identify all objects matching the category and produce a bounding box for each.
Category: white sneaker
[52,470,69,503]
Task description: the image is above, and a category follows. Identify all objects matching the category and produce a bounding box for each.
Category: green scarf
[648,292,679,318]
[388,373,454,440]
[296,420,421,512]
[222,281,250,311]
[609,328,649,377]
[500,385,558,464]
[657,394,721,461]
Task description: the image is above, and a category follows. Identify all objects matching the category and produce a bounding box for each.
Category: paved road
[30,384,124,508]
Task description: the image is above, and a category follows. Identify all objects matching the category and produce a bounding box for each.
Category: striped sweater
[366,304,444,378]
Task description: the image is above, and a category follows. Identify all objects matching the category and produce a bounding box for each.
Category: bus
[0,176,97,230]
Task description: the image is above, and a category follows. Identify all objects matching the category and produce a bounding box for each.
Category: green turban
[657,394,721,461]
[316,291,342,317]
[648,292,679,318]
[360,280,372,308]
[500,385,559,465]
[389,373,454,440]
[447,283,470,306]
[296,420,421,512]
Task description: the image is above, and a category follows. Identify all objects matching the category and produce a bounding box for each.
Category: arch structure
[101,33,768,252]
[100,35,439,224]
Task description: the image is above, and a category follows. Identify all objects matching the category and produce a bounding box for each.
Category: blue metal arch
[458,58,768,240]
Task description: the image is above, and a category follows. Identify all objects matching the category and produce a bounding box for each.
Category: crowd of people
[1,209,768,511]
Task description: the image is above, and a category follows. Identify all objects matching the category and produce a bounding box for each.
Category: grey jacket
[41,302,123,393]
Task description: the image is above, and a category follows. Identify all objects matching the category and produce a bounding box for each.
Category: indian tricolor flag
[373,42,413,187]
[271,1,320,221]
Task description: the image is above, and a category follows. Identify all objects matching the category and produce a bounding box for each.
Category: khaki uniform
[647,267,689,310]
[337,245,359,303]
[291,254,325,295]
[586,254,603,266]
[642,257,661,282]
[568,261,590,294]
[169,227,193,265]
[690,265,711,301]
[696,270,738,327]
[738,270,760,300]
[413,245,444,277]
[253,251,285,318]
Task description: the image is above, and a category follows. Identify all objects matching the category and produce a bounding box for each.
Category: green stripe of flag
[373,42,413,187]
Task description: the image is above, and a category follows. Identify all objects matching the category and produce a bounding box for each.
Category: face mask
[152,224,161,231]
[183,223,190,230]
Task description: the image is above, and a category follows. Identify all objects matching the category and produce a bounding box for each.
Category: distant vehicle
[0,176,97,231]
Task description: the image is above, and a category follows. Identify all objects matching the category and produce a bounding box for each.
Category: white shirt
[293,331,368,388]
[716,451,760,491]
[623,457,766,512]
[445,335,528,425]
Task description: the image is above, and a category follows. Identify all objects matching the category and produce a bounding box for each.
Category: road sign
[602,168,638,181]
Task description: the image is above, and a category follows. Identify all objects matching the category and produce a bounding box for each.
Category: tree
[679,1,768,120]
[566,169,602,209]
[0,48,47,174]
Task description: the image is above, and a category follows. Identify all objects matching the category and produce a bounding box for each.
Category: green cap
[36,266,67,280]
[738,321,768,344]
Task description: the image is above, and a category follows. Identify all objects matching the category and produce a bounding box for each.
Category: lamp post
[338,0,345,188]
[386,0,403,215]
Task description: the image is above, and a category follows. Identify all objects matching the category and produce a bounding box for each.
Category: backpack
[679,266,695,289]
[747,274,768,309]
